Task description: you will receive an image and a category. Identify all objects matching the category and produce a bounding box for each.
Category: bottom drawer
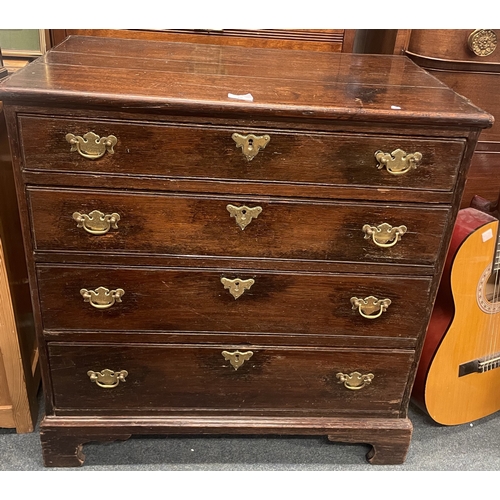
[48,343,415,417]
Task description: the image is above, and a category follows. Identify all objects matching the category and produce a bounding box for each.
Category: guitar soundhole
[477,265,500,314]
[484,270,500,303]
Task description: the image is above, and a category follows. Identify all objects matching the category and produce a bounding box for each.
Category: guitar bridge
[458,353,500,377]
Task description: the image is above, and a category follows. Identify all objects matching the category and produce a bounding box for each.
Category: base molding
[40,415,413,467]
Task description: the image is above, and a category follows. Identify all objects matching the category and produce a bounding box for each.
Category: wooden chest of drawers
[0,36,492,466]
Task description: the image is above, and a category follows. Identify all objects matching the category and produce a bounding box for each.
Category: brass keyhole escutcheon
[362,223,407,248]
[337,371,374,390]
[80,286,125,309]
[222,350,253,370]
[227,204,263,230]
[87,369,128,388]
[66,132,117,159]
[232,133,270,161]
[375,149,422,175]
[351,296,391,319]
[73,210,120,235]
[221,277,255,299]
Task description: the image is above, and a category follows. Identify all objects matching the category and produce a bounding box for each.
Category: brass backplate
[232,133,270,161]
[351,295,391,319]
[226,204,263,230]
[375,149,422,175]
[66,132,117,159]
[336,371,374,390]
[73,210,120,235]
[87,369,128,388]
[362,222,407,248]
[80,286,125,309]
[222,350,253,370]
[221,277,255,299]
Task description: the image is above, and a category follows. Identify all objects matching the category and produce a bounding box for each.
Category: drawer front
[37,265,433,339]
[19,115,465,192]
[29,187,450,266]
[48,342,414,416]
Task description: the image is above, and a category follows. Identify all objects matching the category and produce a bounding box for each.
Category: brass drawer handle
[73,210,120,235]
[66,132,117,159]
[337,371,374,390]
[232,133,270,161]
[351,296,391,319]
[375,149,422,175]
[468,29,497,57]
[87,369,128,388]
[227,204,262,230]
[362,223,407,248]
[222,350,253,370]
[221,277,255,299]
[80,286,125,309]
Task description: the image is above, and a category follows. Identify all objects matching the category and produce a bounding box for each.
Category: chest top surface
[0,35,493,129]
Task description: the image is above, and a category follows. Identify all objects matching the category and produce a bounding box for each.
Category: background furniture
[402,30,500,209]
[0,36,491,466]
[0,30,50,73]
[0,60,39,433]
[49,29,356,53]
[0,49,8,80]
[358,29,500,209]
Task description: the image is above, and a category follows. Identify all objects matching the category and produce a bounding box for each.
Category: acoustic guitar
[412,206,500,425]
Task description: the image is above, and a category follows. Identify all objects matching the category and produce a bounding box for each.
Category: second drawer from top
[28,187,451,266]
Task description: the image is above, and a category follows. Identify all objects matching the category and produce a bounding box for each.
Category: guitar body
[412,208,500,425]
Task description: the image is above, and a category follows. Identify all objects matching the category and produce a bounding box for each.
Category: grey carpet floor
[1,390,499,471]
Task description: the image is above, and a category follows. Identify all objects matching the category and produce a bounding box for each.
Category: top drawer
[18,115,465,192]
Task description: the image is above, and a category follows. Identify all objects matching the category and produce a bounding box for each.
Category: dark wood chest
[0,35,492,466]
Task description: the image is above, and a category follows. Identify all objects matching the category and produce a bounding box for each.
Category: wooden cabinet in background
[356,29,500,208]
[0,99,39,433]
[395,29,500,209]
[49,29,356,53]
[0,34,45,434]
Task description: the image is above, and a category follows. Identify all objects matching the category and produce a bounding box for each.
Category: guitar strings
[493,223,500,367]
[486,220,500,369]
